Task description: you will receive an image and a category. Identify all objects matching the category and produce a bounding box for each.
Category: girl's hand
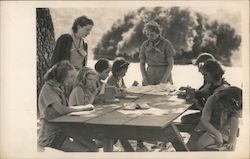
[132,80,139,86]
[119,89,127,97]
[225,141,236,150]
[93,86,102,96]
[82,104,95,111]
[215,133,223,146]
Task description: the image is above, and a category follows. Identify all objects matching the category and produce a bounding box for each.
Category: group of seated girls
[38,57,138,152]
[38,53,243,152]
[180,53,242,151]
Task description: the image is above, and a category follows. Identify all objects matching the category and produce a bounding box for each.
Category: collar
[71,32,85,47]
[148,35,162,46]
[46,80,64,94]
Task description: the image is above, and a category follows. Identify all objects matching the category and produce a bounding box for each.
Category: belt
[148,64,168,67]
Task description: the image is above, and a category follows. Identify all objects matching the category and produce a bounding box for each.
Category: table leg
[120,139,134,152]
[103,139,113,152]
[170,123,190,151]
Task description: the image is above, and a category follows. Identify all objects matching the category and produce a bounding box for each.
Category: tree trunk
[36,8,55,99]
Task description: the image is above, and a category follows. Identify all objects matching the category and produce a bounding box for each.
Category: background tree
[200,21,241,65]
[37,8,55,97]
[93,7,241,66]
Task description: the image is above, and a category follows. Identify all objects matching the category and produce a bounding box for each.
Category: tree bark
[36,8,55,100]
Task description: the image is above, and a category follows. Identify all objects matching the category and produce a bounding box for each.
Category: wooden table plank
[86,110,138,125]
[124,114,177,128]
[123,96,191,128]
[50,104,121,123]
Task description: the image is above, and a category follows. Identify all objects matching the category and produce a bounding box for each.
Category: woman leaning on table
[51,15,94,70]
[140,21,175,86]
[38,60,97,152]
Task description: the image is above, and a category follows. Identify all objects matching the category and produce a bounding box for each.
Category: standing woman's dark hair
[202,60,225,81]
[50,15,94,69]
[72,16,94,33]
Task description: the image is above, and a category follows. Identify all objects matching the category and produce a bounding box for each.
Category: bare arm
[160,57,173,83]
[201,95,223,144]
[51,102,84,115]
[226,116,239,150]
[140,60,148,86]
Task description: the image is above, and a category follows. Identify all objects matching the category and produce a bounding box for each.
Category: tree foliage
[93,7,241,66]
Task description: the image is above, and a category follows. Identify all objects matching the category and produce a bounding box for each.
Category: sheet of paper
[126,83,176,95]
[117,107,169,116]
[69,104,94,110]
[69,110,96,116]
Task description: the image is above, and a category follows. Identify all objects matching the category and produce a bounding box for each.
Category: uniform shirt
[140,35,175,66]
[38,80,67,147]
[207,93,241,131]
[38,80,67,119]
[69,86,93,106]
[195,79,230,107]
[107,75,126,89]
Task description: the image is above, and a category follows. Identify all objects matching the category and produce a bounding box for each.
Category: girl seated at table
[181,59,230,124]
[69,68,102,106]
[195,86,242,151]
[38,60,97,152]
[107,57,146,151]
[95,58,111,86]
[107,57,138,98]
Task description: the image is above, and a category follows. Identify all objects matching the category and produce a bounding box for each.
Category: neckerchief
[71,33,86,57]
[46,80,68,106]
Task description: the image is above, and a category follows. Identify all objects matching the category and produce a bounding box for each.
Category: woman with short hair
[140,21,175,86]
[38,60,97,152]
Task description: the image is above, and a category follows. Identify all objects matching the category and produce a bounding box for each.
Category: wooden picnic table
[49,94,192,152]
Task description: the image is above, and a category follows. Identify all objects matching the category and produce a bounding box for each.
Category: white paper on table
[165,108,187,114]
[117,107,168,116]
[126,83,176,95]
[142,108,167,115]
[69,110,96,116]
[69,104,94,110]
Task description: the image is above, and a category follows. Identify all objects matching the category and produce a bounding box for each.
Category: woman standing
[51,16,94,70]
[140,21,175,86]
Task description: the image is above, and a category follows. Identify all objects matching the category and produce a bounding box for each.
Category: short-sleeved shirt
[207,94,241,131]
[195,79,230,107]
[38,80,68,147]
[139,36,175,66]
[69,86,93,106]
[107,75,126,89]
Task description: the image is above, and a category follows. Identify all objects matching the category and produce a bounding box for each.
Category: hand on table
[71,104,95,111]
